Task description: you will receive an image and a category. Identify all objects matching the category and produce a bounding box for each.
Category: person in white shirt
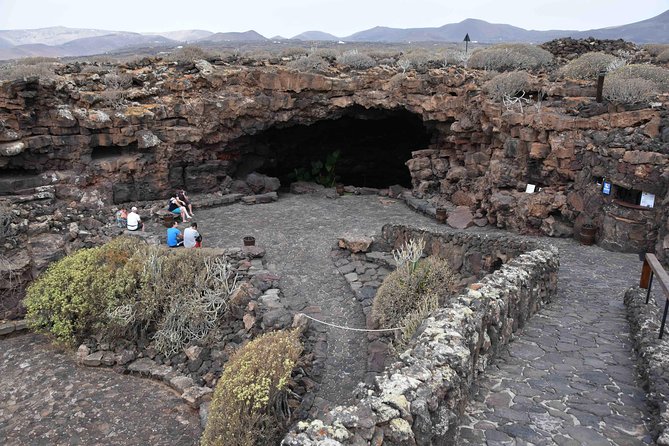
[126,207,144,232]
[183,222,201,248]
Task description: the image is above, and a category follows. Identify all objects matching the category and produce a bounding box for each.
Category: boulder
[447,206,474,229]
[338,235,373,253]
[290,181,324,194]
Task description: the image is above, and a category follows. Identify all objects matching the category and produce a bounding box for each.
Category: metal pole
[660,299,669,339]
[596,70,606,103]
[646,272,654,304]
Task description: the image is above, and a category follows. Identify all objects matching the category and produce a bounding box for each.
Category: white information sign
[640,192,655,208]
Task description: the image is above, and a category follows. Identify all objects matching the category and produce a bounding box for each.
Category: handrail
[640,253,669,339]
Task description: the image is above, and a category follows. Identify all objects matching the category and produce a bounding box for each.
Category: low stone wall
[624,287,669,445]
[283,227,559,445]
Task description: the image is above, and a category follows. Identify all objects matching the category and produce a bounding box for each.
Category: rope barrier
[299,313,403,332]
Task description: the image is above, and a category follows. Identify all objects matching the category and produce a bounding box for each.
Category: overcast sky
[1,0,668,38]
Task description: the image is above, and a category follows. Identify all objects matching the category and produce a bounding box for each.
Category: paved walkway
[202,193,442,410]
[1,194,654,445]
[458,238,653,445]
[0,333,200,446]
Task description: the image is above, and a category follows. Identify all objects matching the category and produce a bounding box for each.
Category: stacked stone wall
[624,287,669,445]
[282,226,558,445]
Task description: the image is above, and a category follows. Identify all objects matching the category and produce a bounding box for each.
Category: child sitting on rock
[115,207,128,228]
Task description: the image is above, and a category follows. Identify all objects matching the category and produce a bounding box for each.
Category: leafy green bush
[558,52,622,79]
[336,49,376,70]
[25,237,240,354]
[201,330,302,446]
[483,71,532,101]
[25,237,146,344]
[292,150,340,186]
[467,44,553,72]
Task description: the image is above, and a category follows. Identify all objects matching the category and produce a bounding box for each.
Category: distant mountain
[153,30,214,42]
[570,9,669,43]
[200,30,267,43]
[59,33,175,56]
[291,31,339,41]
[0,26,115,46]
[344,10,669,43]
[0,10,667,61]
[345,19,573,43]
[0,36,13,48]
[0,32,176,60]
[0,43,63,60]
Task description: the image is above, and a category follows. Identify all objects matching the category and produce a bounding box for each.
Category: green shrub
[25,237,240,354]
[201,330,303,446]
[467,44,553,72]
[336,49,376,70]
[558,52,622,79]
[25,237,146,344]
[483,71,532,101]
[372,246,460,349]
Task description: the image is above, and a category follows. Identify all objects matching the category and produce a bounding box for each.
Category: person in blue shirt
[166,220,183,247]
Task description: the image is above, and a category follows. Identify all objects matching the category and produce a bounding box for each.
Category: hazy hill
[0,43,63,60]
[153,30,214,42]
[346,19,574,43]
[344,10,669,43]
[200,30,267,43]
[291,31,340,41]
[1,9,668,61]
[0,26,115,46]
[571,9,669,43]
[59,33,175,56]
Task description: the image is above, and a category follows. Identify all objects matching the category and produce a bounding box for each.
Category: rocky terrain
[1,43,668,319]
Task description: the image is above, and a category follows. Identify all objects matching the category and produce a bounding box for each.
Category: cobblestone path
[202,193,439,410]
[1,194,654,445]
[0,333,200,446]
[458,238,653,445]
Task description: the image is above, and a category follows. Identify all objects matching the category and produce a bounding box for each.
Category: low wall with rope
[283,227,559,446]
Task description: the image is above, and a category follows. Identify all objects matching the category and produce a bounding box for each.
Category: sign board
[602,181,611,195]
[640,192,655,208]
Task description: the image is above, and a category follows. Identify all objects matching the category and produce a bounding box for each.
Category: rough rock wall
[624,287,669,445]
[407,99,669,255]
[283,225,559,445]
[1,62,668,318]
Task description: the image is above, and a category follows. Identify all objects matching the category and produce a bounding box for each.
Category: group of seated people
[116,206,144,232]
[168,190,193,222]
[167,220,202,248]
[115,189,202,248]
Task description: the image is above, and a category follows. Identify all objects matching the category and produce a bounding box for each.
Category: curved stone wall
[282,225,559,445]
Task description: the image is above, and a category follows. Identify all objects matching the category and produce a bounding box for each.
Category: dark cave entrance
[229,106,433,188]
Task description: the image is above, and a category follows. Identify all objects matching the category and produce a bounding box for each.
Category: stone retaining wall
[624,287,669,445]
[283,227,559,445]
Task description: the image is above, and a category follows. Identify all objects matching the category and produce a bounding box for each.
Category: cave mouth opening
[230,106,434,189]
